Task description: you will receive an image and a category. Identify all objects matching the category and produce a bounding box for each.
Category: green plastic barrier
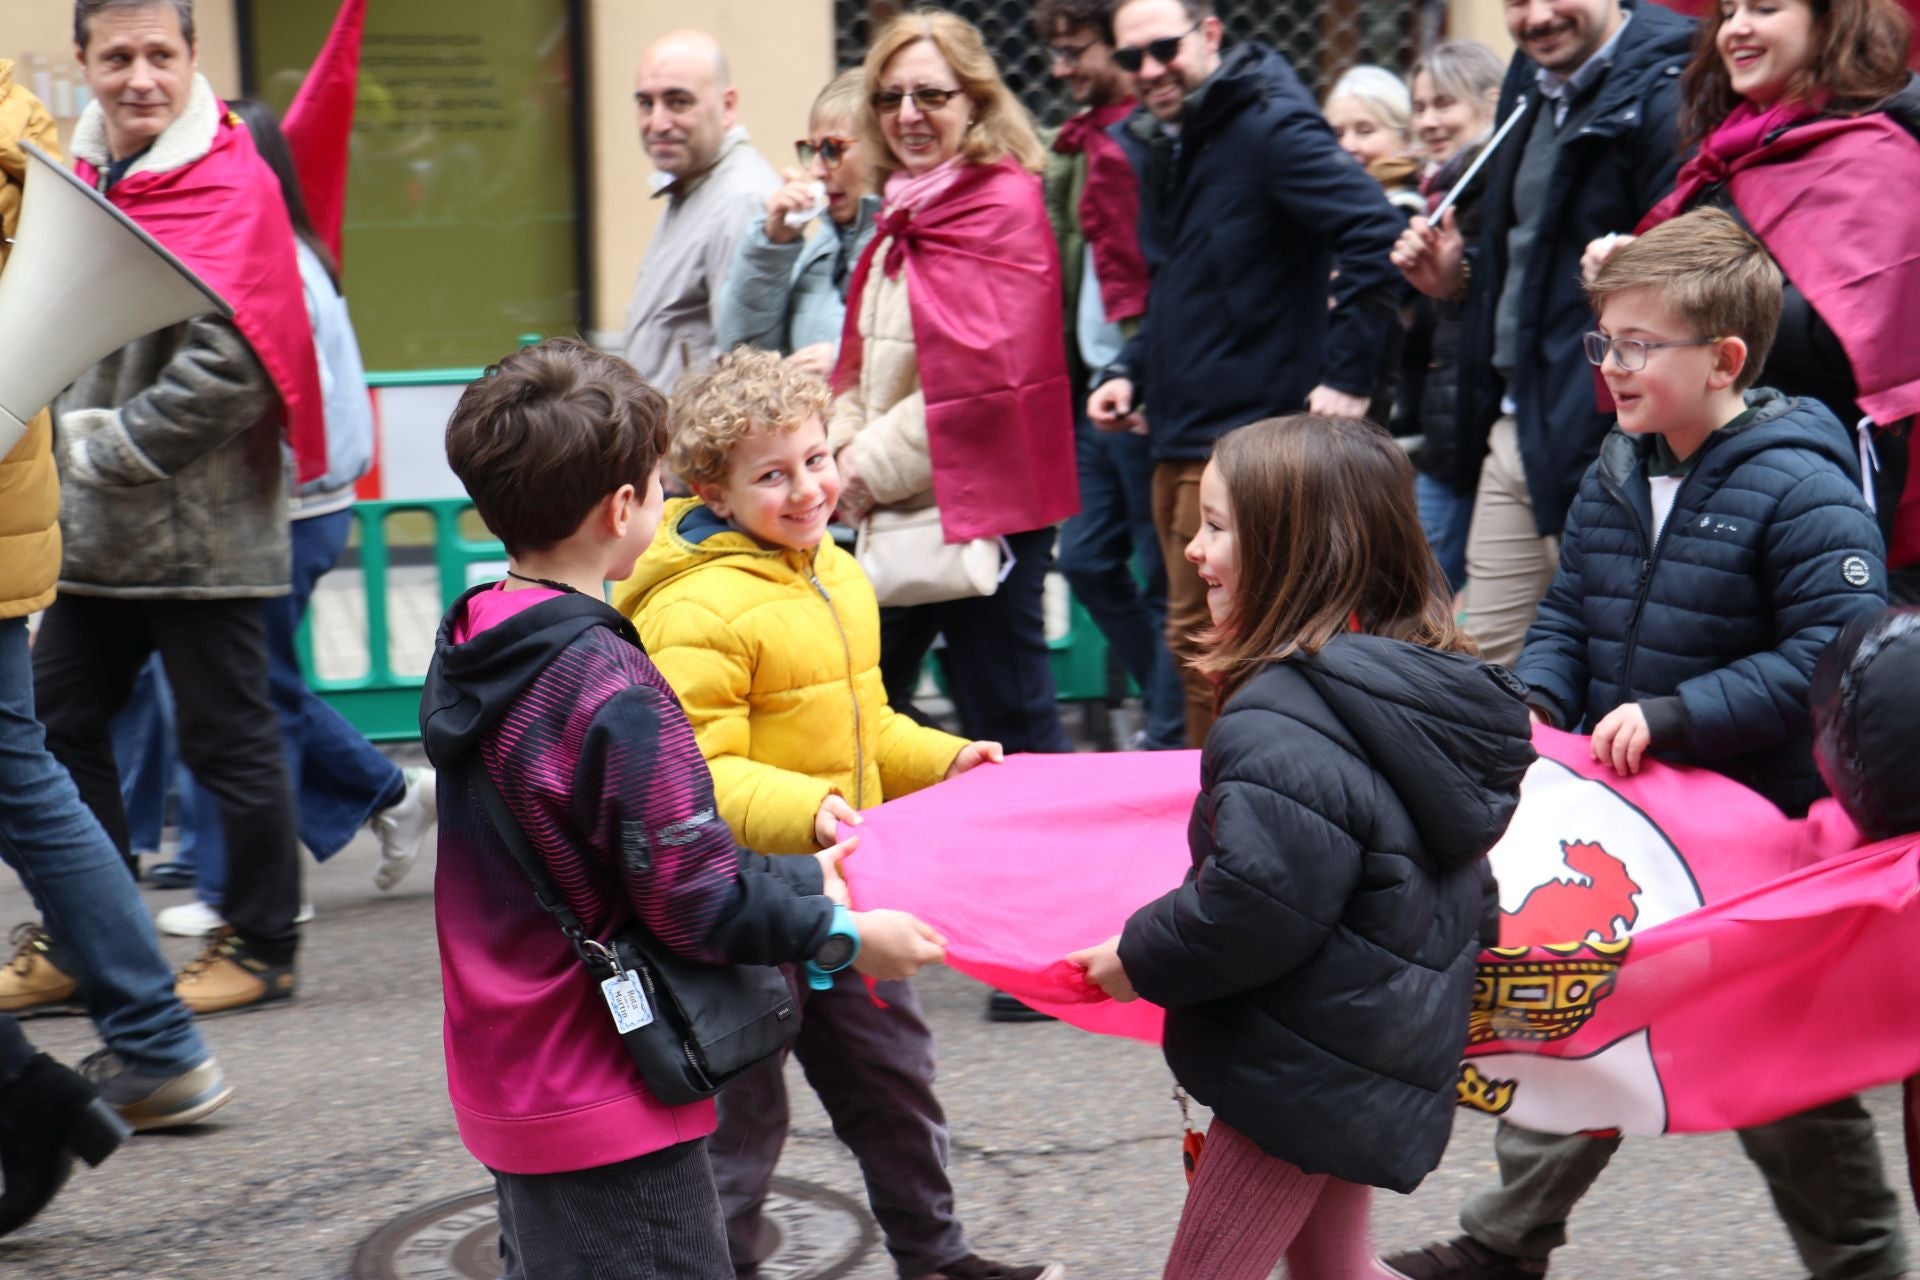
[300,499,1117,742]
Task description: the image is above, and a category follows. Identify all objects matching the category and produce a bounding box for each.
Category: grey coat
[55,75,290,599]
[713,195,879,357]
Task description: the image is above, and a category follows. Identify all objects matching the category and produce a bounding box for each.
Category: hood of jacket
[1596,386,1860,493]
[1183,43,1308,146]
[420,585,641,769]
[612,498,818,618]
[1811,605,1920,841]
[1291,634,1536,871]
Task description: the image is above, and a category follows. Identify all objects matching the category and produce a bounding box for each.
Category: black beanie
[1810,607,1920,841]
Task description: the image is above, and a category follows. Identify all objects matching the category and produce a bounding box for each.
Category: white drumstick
[1430,97,1530,226]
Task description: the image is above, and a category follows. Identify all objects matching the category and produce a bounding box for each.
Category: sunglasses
[795,136,855,169]
[871,87,961,115]
[1113,21,1201,73]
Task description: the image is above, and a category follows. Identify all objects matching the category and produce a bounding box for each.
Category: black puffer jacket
[1811,606,1920,840]
[1515,390,1887,814]
[1118,635,1534,1193]
[1412,141,1489,491]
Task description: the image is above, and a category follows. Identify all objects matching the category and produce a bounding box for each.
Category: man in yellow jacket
[616,348,1061,1280]
[0,60,230,1138]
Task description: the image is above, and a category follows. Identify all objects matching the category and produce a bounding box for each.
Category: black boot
[0,1053,132,1236]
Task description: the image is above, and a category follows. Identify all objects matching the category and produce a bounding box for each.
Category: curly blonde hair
[669,348,833,488]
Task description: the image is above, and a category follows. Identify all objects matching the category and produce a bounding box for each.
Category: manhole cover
[352,1176,878,1279]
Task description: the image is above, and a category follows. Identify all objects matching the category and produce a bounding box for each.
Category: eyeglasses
[1113,21,1201,73]
[1583,331,1724,371]
[870,87,961,115]
[1047,37,1100,67]
[795,136,855,169]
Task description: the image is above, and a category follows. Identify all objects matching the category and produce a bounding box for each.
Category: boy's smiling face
[697,415,842,552]
[1594,287,1745,452]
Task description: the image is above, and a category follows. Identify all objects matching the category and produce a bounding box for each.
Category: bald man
[621,31,780,392]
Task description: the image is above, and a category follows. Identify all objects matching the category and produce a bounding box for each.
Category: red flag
[282,0,365,264]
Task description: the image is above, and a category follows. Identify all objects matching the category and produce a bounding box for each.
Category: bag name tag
[601,969,654,1033]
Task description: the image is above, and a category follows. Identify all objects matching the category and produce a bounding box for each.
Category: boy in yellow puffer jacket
[615,348,1060,1280]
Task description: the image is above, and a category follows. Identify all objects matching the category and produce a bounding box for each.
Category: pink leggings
[1163,1118,1382,1280]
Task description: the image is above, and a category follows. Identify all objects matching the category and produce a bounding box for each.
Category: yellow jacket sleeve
[639,596,836,855]
[874,702,966,801]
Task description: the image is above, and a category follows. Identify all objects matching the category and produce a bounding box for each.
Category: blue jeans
[0,618,206,1073]
[110,657,175,856]
[186,509,404,908]
[1416,471,1474,594]
[1056,420,1186,749]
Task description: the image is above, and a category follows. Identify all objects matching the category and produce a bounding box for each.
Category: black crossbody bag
[468,765,799,1105]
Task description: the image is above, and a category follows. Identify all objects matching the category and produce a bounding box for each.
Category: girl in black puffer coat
[1068,416,1535,1280]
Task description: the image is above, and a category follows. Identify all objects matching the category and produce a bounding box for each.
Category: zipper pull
[808,572,831,601]
[1637,558,1651,587]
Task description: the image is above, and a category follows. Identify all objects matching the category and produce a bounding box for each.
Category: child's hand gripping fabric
[814,794,862,850]
[945,740,1004,779]
[1065,934,1138,1002]
[1590,702,1652,776]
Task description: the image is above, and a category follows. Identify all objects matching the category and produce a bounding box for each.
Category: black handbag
[469,766,799,1105]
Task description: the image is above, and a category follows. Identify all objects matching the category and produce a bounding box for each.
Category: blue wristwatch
[805,904,861,991]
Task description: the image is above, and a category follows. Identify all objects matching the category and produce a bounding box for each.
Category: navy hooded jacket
[1119,635,1535,1193]
[1457,3,1694,534]
[1515,390,1888,814]
[1107,44,1406,461]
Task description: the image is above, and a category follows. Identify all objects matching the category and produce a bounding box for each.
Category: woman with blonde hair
[1325,65,1423,216]
[831,8,1079,758]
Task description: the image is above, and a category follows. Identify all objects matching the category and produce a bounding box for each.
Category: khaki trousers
[1150,458,1216,747]
[1462,416,1560,668]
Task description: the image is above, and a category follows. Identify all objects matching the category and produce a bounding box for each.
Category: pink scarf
[1638,95,1824,229]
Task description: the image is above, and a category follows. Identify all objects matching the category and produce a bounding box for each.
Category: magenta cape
[834,157,1078,542]
[1052,101,1149,325]
[840,730,1920,1135]
[77,108,325,484]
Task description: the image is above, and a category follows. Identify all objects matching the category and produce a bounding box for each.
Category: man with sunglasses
[715,71,878,383]
[622,30,779,394]
[1085,0,1406,748]
[1034,0,1185,759]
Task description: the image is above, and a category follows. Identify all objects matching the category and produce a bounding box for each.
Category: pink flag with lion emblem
[839,728,1920,1134]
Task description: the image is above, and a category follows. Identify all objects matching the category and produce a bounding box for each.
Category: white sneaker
[156,901,223,937]
[156,900,314,937]
[372,767,436,893]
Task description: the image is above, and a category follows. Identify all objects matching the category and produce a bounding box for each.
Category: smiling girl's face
[1185,461,1240,628]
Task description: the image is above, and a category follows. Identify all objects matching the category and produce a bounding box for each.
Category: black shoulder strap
[468,761,619,978]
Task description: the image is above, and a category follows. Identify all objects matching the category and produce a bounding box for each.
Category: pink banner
[839,730,1920,1134]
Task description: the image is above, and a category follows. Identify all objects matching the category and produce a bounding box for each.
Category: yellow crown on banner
[1468,938,1629,1047]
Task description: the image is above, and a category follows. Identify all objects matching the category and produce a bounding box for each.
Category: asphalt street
[0,749,1912,1279]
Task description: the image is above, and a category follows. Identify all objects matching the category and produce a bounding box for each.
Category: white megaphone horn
[0,139,230,460]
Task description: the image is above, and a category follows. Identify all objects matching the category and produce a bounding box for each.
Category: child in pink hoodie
[422,339,946,1278]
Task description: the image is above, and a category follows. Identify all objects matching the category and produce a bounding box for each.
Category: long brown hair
[1194,415,1472,704]
[859,8,1048,186]
[1680,0,1913,149]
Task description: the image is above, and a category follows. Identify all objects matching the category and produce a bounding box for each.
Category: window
[247,0,585,370]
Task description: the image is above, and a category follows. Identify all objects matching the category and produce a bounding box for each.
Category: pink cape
[840,730,1920,1134]
[1052,100,1148,325]
[833,157,1078,542]
[76,108,325,485]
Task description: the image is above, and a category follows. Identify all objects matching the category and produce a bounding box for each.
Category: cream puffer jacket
[827,235,936,510]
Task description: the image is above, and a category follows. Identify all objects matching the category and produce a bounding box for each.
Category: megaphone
[0,139,230,460]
